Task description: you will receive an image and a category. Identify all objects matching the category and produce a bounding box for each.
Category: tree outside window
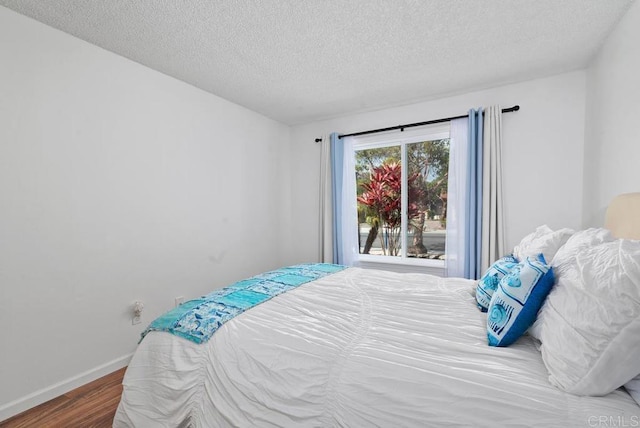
[355,139,450,260]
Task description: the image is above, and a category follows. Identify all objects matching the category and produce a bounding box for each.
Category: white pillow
[513,225,574,265]
[534,238,640,396]
[550,227,614,267]
[513,225,552,256]
[626,375,640,406]
[529,228,614,341]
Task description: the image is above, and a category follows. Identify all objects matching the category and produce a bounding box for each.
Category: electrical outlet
[132,301,144,325]
[175,296,185,307]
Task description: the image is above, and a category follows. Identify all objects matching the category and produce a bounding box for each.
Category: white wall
[583,1,640,227]
[284,72,587,267]
[0,7,289,419]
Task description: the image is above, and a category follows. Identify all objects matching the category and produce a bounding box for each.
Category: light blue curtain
[464,109,484,279]
[330,132,344,264]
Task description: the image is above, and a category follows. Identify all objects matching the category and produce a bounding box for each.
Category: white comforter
[114,267,639,427]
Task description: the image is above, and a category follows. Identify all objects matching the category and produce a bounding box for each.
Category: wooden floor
[0,368,126,428]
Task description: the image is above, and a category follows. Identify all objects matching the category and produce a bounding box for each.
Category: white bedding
[114,267,639,427]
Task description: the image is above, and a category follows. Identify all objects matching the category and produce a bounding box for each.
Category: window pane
[356,146,402,257]
[406,139,450,260]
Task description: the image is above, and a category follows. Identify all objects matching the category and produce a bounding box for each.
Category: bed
[114,193,640,427]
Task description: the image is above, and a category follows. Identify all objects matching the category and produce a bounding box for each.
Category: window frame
[352,124,450,268]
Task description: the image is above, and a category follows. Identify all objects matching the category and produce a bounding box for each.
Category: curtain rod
[313,105,519,142]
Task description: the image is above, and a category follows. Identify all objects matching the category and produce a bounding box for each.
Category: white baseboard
[0,353,133,423]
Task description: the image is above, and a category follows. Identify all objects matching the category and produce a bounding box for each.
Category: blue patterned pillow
[487,254,555,347]
[475,255,519,312]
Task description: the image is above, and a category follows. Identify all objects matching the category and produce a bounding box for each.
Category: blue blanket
[141,263,347,344]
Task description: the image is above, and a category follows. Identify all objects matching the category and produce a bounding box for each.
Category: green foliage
[407,139,449,216]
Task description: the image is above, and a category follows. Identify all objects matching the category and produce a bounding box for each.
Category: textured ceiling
[0,0,635,125]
